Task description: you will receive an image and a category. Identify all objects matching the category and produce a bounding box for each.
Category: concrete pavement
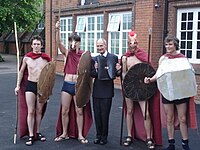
[0,53,200,150]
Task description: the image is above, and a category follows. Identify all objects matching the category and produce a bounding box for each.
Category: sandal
[54,136,69,142]
[78,138,89,144]
[123,136,132,146]
[146,138,155,149]
[25,136,34,146]
[36,133,46,142]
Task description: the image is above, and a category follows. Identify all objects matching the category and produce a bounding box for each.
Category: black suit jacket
[91,53,119,98]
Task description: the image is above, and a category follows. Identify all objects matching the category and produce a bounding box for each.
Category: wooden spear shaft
[13,22,20,144]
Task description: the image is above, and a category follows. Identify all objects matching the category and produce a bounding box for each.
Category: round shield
[76,51,93,108]
[123,63,157,101]
[37,61,56,103]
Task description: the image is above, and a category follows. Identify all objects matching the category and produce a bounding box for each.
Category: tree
[0,0,43,33]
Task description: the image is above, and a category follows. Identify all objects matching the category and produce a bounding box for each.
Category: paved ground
[0,54,200,150]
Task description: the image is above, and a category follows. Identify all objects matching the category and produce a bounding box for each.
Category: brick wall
[45,0,200,101]
[135,0,164,69]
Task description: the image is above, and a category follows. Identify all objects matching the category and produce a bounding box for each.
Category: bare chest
[26,57,47,73]
[126,56,143,70]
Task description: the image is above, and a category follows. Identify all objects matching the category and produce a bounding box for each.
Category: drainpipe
[163,0,169,54]
[50,0,52,58]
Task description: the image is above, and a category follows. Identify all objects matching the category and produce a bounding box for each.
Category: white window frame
[59,17,73,54]
[177,8,200,64]
[108,12,132,57]
[76,14,104,56]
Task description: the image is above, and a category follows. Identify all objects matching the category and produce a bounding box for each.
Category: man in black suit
[90,38,121,145]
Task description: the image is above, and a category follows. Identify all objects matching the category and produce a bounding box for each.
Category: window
[76,15,104,55]
[107,12,132,57]
[59,17,73,54]
[177,8,200,64]
[75,17,86,32]
[107,15,121,32]
[80,0,98,5]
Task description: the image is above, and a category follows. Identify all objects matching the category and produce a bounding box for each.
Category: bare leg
[138,101,152,139]
[176,103,188,140]
[125,98,134,137]
[60,91,72,137]
[35,100,45,133]
[163,104,175,140]
[73,96,85,140]
[25,92,36,137]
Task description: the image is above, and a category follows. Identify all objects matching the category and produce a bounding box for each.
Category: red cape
[122,48,162,145]
[56,101,93,138]
[160,53,197,129]
[18,52,51,139]
[56,50,93,138]
[123,48,149,63]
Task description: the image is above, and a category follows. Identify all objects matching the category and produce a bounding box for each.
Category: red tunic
[56,50,93,138]
[122,48,162,145]
[18,52,51,139]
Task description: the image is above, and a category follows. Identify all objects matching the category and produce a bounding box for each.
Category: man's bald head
[97,38,107,46]
[96,38,107,54]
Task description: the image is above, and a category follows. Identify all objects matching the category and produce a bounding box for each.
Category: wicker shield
[76,51,93,108]
[37,60,56,103]
[123,63,157,101]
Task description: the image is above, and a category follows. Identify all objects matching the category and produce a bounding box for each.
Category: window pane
[198,12,200,20]
[97,33,103,39]
[123,14,132,30]
[182,13,187,21]
[61,33,66,46]
[87,33,94,52]
[197,41,200,49]
[187,41,192,49]
[180,50,185,55]
[187,32,192,40]
[111,32,119,54]
[197,51,200,59]
[79,33,86,51]
[60,19,66,31]
[181,32,186,40]
[97,16,104,30]
[187,22,193,30]
[197,32,200,40]
[188,12,193,20]
[181,41,186,49]
[122,32,128,54]
[88,17,95,31]
[181,22,186,30]
[198,22,200,30]
[187,50,192,58]
[68,19,72,31]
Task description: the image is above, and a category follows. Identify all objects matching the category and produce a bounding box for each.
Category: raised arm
[55,21,68,56]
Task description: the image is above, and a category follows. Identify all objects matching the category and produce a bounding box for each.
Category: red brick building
[45,0,200,101]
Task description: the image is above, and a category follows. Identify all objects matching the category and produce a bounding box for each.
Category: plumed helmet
[128,30,138,44]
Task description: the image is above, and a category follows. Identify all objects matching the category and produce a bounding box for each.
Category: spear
[13,22,20,144]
